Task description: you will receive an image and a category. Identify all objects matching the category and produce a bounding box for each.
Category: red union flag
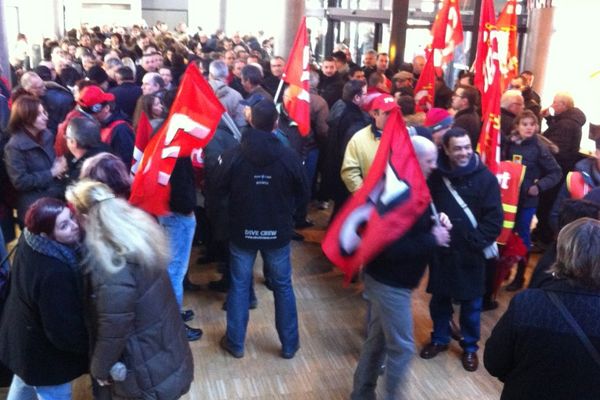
[131,111,153,174]
[473,0,497,102]
[496,0,519,91]
[282,17,311,136]
[321,110,431,282]
[129,63,225,216]
[477,42,502,174]
[430,0,464,68]
[414,51,436,113]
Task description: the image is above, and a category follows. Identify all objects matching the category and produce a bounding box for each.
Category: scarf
[23,229,80,271]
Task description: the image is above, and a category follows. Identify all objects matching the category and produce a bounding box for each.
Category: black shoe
[181,309,195,322]
[291,231,305,241]
[281,345,300,359]
[482,299,499,311]
[208,278,230,293]
[506,278,524,292]
[461,351,479,372]
[420,343,449,359]
[183,278,202,292]
[185,325,203,341]
[220,335,243,358]
[295,219,314,229]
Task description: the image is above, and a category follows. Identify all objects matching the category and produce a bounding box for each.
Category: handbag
[442,177,499,259]
[545,291,600,368]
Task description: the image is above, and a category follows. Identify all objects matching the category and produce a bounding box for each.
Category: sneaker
[181,309,195,322]
[220,335,243,358]
[185,324,203,341]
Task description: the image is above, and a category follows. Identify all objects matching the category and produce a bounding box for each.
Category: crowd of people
[0,19,598,400]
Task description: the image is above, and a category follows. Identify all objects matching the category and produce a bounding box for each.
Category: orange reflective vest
[565,171,592,199]
[496,161,526,245]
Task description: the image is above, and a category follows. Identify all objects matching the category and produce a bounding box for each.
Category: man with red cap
[423,108,453,146]
[77,85,134,165]
[341,94,398,193]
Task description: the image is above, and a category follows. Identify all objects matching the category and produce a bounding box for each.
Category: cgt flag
[131,111,153,175]
[129,63,225,216]
[414,51,436,113]
[473,0,497,109]
[430,0,464,68]
[321,109,431,282]
[496,0,519,91]
[281,16,311,136]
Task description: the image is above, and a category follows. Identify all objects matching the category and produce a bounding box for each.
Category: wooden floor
[66,204,529,400]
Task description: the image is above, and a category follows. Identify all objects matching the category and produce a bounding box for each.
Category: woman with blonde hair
[66,180,193,399]
[485,217,600,399]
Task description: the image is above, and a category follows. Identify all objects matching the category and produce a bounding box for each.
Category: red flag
[321,110,432,282]
[473,0,497,100]
[413,51,436,113]
[131,111,153,174]
[281,17,311,136]
[430,0,464,68]
[129,63,225,216]
[496,0,519,91]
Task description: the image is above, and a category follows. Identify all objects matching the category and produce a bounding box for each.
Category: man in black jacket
[451,84,481,146]
[420,128,503,372]
[351,136,451,399]
[216,99,309,359]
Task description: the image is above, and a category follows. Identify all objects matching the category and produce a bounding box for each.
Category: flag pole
[273,77,285,104]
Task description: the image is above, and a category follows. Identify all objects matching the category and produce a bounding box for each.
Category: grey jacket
[3,128,64,219]
[210,79,247,128]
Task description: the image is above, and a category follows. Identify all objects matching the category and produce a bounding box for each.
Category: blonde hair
[551,217,600,289]
[66,180,169,273]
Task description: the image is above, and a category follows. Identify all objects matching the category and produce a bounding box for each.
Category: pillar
[273,0,305,58]
[0,0,10,84]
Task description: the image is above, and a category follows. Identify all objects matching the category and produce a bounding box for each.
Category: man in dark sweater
[351,136,451,399]
[216,99,309,359]
[451,84,481,146]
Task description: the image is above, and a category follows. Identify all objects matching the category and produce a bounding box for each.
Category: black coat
[216,127,309,249]
[427,154,503,299]
[365,210,437,289]
[102,111,134,167]
[484,280,600,400]
[42,82,75,135]
[543,107,586,174]
[0,234,88,386]
[109,82,143,121]
[317,72,344,109]
[453,107,481,146]
[503,135,562,208]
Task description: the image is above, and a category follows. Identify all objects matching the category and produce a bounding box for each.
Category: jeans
[225,242,298,354]
[515,206,536,250]
[158,212,196,310]
[7,375,71,400]
[429,295,482,353]
[304,148,319,198]
[351,275,415,400]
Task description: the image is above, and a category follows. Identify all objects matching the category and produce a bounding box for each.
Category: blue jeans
[429,295,482,353]
[351,275,415,400]
[225,243,298,354]
[515,206,536,250]
[304,148,319,197]
[7,374,71,400]
[158,212,196,310]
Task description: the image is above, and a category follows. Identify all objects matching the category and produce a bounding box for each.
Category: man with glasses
[451,84,481,146]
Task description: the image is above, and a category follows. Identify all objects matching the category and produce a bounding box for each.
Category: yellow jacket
[341,125,381,193]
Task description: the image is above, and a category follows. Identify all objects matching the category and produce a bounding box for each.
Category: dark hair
[115,66,134,81]
[442,127,470,148]
[368,71,384,87]
[140,94,163,119]
[34,66,52,82]
[8,95,42,133]
[456,84,479,107]
[322,56,335,63]
[60,66,82,87]
[241,64,263,85]
[342,80,366,102]
[87,66,108,85]
[24,197,66,236]
[67,117,101,149]
[251,99,278,131]
[331,51,347,63]
[348,65,363,78]
[79,152,131,198]
[558,199,600,230]
[513,109,539,129]
[397,95,416,116]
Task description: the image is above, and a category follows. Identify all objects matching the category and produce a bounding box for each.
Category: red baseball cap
[78,85,115,109]
[370,94,399,112]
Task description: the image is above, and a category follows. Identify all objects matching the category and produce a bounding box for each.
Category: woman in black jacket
[502,110,562,290]
[0,197,87,399]
[484,217,600,399]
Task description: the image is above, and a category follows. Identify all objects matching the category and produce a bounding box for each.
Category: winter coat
[324,100,371,203]
[210,79,246,128]
[484,279,600,400]
[427,154,503,300]
[0,231,88,386]
[317,72,344,109]
[340,124,380,193]
[503,135,562,208]
[500,107,516,139]
[453,106,481,146]
[309,92,329,145]
[3,128,65,220]
[109,82,143,121]
[86,261,193,400]
[543,107,586,173]
[215,127,309,249]
[42,82,75,135]
[101,111,134,167]
[365,210,437,289]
